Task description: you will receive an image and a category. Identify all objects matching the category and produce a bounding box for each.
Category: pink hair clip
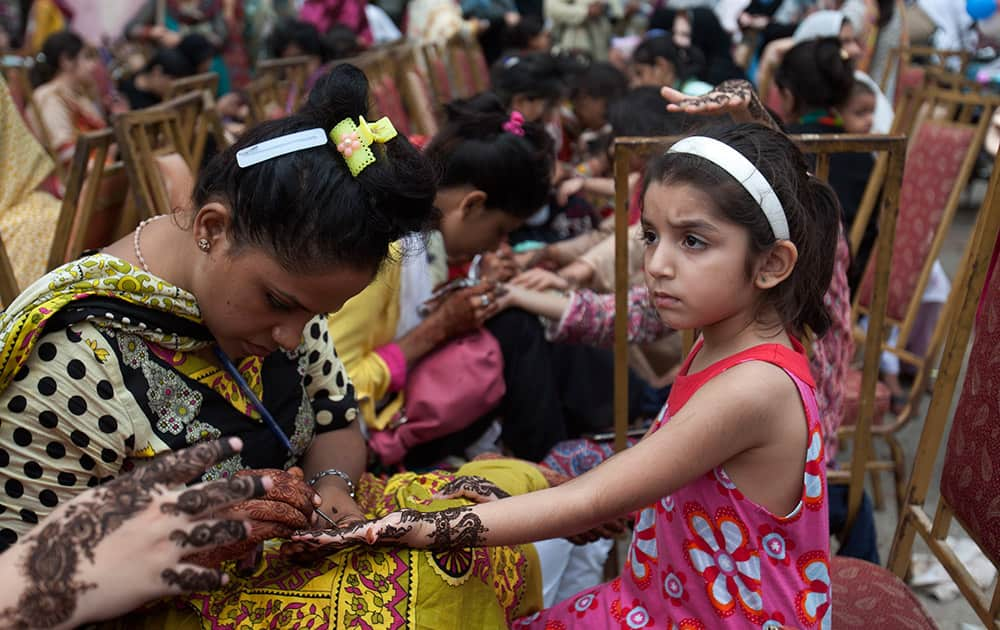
[336,130,362,157]
[502,111,525,136]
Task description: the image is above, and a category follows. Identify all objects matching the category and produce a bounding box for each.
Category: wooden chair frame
[611,134,907,542]
[151,89,228,168]
[883,152,1000,629]
[880,46,972,94]
[255,55,312,112]
[46,129,130,269]
[390,43,441,136]
[164,71,219,100]
[114,108,193,219]
[845,88,1000,511]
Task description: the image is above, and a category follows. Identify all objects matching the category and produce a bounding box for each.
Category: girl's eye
[641,229,658,245]
[683,234,707,249]
[266,293,292,311]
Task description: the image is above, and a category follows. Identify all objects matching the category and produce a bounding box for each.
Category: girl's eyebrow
[666,218,720,233]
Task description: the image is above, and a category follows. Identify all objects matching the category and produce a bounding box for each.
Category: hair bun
[299,63,370,131]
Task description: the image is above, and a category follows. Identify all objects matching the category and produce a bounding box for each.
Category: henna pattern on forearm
[437,476,511,500]
[0,440,261,628]
[379,507,490,548]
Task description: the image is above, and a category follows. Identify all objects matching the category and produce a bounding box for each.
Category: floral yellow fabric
[114,460,545,629]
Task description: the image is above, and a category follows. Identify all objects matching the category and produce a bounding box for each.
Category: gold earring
[197,238,210,252]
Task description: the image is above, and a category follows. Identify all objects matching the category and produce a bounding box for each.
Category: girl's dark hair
[776,37,855,112]
[570,61,628,101]
[504,15,546,51]
[177,33,216,69]
[644,123,839,335]
[324,24,362,59]
[424,92,554,219]
[268,17,330,61]
[490,52,565,107]
[849,78,875,99]
[144,46,196,77]
[608,86,688,138]
[193,64,438,273]
[877,0,895,28]
[30,30,84,87]
[632,35,681,75]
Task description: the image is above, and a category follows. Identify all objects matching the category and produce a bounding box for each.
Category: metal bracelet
[308,468,356,499]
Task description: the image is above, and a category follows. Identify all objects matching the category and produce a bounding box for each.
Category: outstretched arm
[296,361,797,549]
[662,79,781,132]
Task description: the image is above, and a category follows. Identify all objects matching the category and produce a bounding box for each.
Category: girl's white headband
[667,136,791,241]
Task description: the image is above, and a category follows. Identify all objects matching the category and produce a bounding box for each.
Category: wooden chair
[244,74,285,124]
[392,44,440,137]
[47,129,132,269]
[114,108,195,219]
[832,143,1000,630]
[881,46,972,103]
[150,89,228,168]
[421,42,455,104]
[164,71,219,100]
[255,55,312,113]
[445,34,480,99]
[842,88,1000,512]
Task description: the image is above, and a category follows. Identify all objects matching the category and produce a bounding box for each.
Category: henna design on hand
[437,476,511,501]
[673,79,780,132]
[163,476,263,516]
[169,520,248,548]
[0,440,260,628]
[161,567,224,591]
[380,507,490,548]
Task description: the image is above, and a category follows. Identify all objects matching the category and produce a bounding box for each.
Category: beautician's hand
[185,467,321,567]
[425,282,501,338]
[662,79,779,130]
[0,438,267,630]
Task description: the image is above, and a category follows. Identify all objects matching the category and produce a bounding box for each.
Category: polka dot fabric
[0,323,136,552]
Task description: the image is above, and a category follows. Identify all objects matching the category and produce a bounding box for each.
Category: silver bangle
[308,468,356,499]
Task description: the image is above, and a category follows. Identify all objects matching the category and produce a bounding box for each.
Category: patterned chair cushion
[831,557,938,628]
[858,121,974,322]
[840,369,891,427]
[429,57,452,101]
[940,261,1000,566]
[372,77,411,136]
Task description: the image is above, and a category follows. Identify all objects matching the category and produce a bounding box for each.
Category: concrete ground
[864,180,993,628]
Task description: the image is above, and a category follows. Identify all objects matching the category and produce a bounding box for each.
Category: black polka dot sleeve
[300,315,360,434]
[0,324,135,552]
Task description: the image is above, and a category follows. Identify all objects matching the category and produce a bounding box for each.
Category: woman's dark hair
[504,15,546,51]
[267,17,330,61]
[30,30,84,87]
[490,52,565,108]
[324,24,362,59]
[570,61,628,101]
[177,33,216,70]
[775,37,855,113]
[644,123,839,335]
[144,46,196,77]
[423,92,554,219]
[632,35,681,75]
[193,64,438,274]
[649,8,745,84]
[608,87,688,138]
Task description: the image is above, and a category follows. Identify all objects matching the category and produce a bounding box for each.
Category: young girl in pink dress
[296,118,840,629]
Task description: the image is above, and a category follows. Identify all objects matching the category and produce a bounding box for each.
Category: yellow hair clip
[330,115,398,177]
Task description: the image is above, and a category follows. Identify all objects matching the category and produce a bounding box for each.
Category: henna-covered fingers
[169,519,249,549]
[235,468,319,518]
[161,475,266,517]
[161,566,227,591]
[132,437,243,487]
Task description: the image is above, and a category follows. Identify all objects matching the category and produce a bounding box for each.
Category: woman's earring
[197,238,211,252]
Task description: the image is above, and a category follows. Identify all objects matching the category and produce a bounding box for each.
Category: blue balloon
[968,0,996,21]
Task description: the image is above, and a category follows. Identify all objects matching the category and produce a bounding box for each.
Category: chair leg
[869,468,885,511]
[888,435,907,515]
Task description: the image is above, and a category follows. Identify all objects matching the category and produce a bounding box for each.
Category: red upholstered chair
[834,135,1000,630]
[842,88,1000,511]
[372,76,412,136]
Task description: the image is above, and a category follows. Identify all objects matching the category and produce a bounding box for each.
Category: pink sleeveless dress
[514,340,832,629]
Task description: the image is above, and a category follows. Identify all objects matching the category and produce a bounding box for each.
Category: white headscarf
[793,10,847,43]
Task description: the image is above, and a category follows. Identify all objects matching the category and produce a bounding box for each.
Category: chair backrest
[855,89,998,336]
[255,55,312,112]
[421,42,454,104]
[164,71,219,100]
[884,148,1000,629]
[47,129,130,268]
[882,46,971,95]
[151,89,228,168]
[393,44,440,137]
[114,108,195,220]
[446,35,478,99]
